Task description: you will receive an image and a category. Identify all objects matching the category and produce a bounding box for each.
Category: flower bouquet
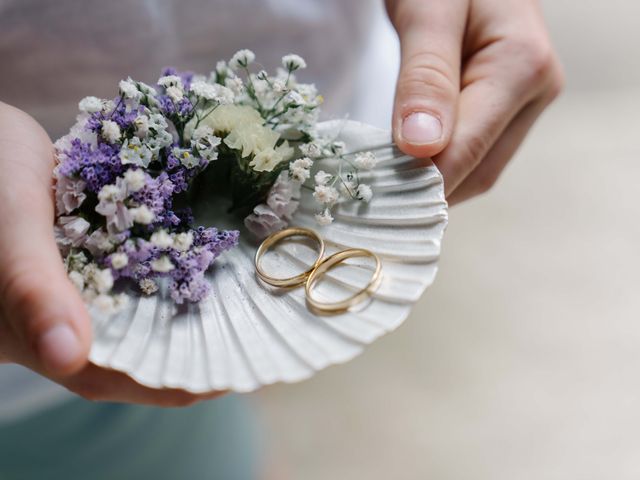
[54,50,379,311]
[54,50,447,392]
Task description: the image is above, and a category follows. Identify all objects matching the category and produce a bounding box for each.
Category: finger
[387,0,469,157]
[447,83,561,205]
[63,364,228,407]
[0,105,92,376]
[434,38,557,196]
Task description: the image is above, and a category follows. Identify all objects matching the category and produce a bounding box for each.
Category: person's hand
[386,0,564,204]
[0,102,224,406]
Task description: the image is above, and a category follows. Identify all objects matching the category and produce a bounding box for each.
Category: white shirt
[0,0,398,422]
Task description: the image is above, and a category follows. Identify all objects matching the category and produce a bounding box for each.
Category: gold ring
[305,248,382,313]
[255,227,326,288]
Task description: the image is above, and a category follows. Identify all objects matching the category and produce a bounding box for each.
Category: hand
[386,0,564,204]
[0,102,224,406]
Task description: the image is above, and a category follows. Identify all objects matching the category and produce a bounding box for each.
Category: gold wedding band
[255,227,326,288]
[305,248,382,314]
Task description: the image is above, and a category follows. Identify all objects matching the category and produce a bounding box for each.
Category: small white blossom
[229,49,255,69]
[290,157,313,170]
[314,209,334,226]
[354,151,377,170]
[282,54,307,71]
[119,78,142,100]
[173,232,194,252]
[92,267,114,293]
[134,115,150,138]
[110,252,129,269]
[130,205,155,224]
[151,256,175,273]
[299,142,322,158]
[166,85,184,103]
[339,180,357,197]
[356,184,373,202]
[290,165,310,183]
[123,169,146,192]
[173,147,199,169]
[101,120,121,143]
[157,75,183,89]
[313,185,339,205]
[78,96,103,113]
[68,270,85,291]
[216,61,230,76]
[272,79,287,94]
[190,80,218,100]
[139,278,159,295]
[286,90,305,106]
[120,137,153,168]
[314,170,332,186]
[224,75,244,95]
[150,230,174,249]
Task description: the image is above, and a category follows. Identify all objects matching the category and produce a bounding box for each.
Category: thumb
[388,0,468,158]
[0,106,91,376]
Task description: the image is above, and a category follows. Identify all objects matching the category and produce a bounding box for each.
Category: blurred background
[257,1,640,478]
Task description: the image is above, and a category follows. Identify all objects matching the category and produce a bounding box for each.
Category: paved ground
[258,2,640,479]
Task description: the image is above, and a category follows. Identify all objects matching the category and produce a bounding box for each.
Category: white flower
[191,128,222,162]
[134,115,150,138]
[216,61,230,76]
[214,85,235,105]
[314,209,334,226]
[314,170,332,186]
[68,270,85,291]
[190,80,218,100]
[130,205,155,224]
[290,157,313,170]
[354,151,377,170]
[290,165,310,183]
[272,79,287,94]
[299,142,322,158]
[101,120,121,143]
[356,184,373,202]
[78,96,103,113]
[91,267,114,293]
[198,104,262,134]
[110,252,129,269]
[85,229,114,256]
[157,75,183,89]
[250,141,294,172]
[173,232,194,252]
[123,169,146,192]
[286,90,305,106]
[119,78,142,100]
[229,49,255,69]
[139,278,159,295]
[166,85,184,103]
[224,75,244,95]
[224,122,280,158]
[151,256,175,273]
[313,185,339,205]
[120,137,153,168]
[60,216,90,247]
[173,147,199,169]
[150,229,174,249]
[282,54,307,71]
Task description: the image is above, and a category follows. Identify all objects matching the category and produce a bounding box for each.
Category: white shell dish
[89,120,448,393]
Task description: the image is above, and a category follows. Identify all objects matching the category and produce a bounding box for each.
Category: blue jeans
[0,395,261,480]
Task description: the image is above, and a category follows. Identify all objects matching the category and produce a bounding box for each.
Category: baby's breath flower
[173,232,194,252]
[299,142,322,158]
[101,120,121,143]
[68,270,85,291]
[314,170,332,186]
[224,75,244,95]
[282,54,307,71]
[314,209,334,226]
[78,96,103,113]
[290,157,313,170]
[353,151,377,170]
[229,49,255,69]
[166,85,184,103]
[313,185,339,205]
[356,184,373,202]
[286,90,305,107]
[339,179,357,197]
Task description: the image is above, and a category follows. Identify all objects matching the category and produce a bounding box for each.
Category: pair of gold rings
[254,227,382,314]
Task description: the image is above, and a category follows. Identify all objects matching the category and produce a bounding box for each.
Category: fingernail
[37,324,82,373]
[401,112,443,145]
